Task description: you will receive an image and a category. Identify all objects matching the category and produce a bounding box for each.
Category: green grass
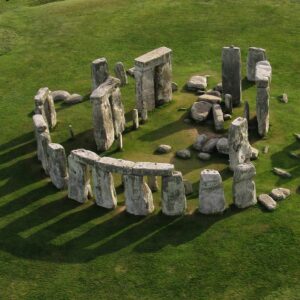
[0,0,300,299]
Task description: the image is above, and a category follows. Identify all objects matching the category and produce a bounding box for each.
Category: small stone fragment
[270,188,291,201]
[224,94,233,114]
[258,194,277,211]
[263,145,269,154]
[176,149,191,159]
[126,67,135,77]
[196,90,206,96]
[294,133,300,141]
[280,93,288,103]
[156,144,172,154]
[186,75,207,91]
[198,152,211,161]
[273,168,292,178]
[132,109,139,129]
[193,134,208,151]
[213,82,223,93]
[198,94,222,104]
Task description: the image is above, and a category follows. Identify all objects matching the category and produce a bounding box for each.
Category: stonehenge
[91,57,109,90]
[114,62,128,86]
[135,47,172,113]
[222,46,242,107]
[247,47,266,81]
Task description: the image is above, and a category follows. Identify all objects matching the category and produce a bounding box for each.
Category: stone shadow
[242,76,255,91]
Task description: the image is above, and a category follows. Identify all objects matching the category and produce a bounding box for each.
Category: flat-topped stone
[186,75,207,91]
[70,149,100,166]
[198,94,222,104]
[34,87,49,105]
[247,47,266,81]
[96,157,135,175]
[258,194,277,211]
[191,101,212,122]
[255,60,272,85]
[135,46,172,68]
[33,114,48,133]
[132,162,174,176]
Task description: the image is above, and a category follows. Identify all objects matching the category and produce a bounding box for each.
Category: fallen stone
[280,93,288,103]
[273,167,292,178]
[270,188,291,201]
[51,90,71,102]
[216,137,229,155]
[196,90,206,96]
[202,137,219,153]
[186,75,207,91]
[114,62,128,87]
[176,149,191,159]
[64,93,83,104]
[198,152,211,161]
[223,114,232,121]
[198,94,222,104]
[156,144,172,154]
[172,82,178,92]
[212,104,224,131]
[183,179,193,195]
[193,134,208,151]
[190,101,212,122]
[251,146,259,160]
[206,90,221,97]
[258,194,277,211]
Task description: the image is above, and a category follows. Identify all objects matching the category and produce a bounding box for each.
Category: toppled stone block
[202,137,219,153]
[176,149,191,159]
[193,134,208,151]
[191,101,212,122]
[273,167,292,178]
[198,152,211,161]
[132,162,174,176]
[212,104,224,131]
[198,94,222,104]
[255,60,272,86]
[216,137,229,155]
[270,187,291,201]
[162,171,186,216]
[156,144,172,154]
[114,62,128,87]
[199,169,226,214]
[51,90,71,102]
[64,93,83,104]
[186,75,207,91]
[258,194,277,211]
[247,47,266,81]
[91,57,109,90]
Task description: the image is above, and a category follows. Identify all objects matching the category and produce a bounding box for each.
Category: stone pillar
[161,171,186,216]
[155,60,172,106]
[141,107,148,123]
[114,62,128,87]
[199,169,226,214]
[92,162,117,209]
[224,94,233,114]
[256,79,270,137]
[32,114,49,161]
[39,131,51,175]
[123,175,154,216]
[247,47,266,81]
[222,46,242,107]
[233,163,257,208]
[47,143,68,189]
[243,101,250,124]
[132,109,139,129]
[91,58,109,90]
[147,175,159,192]
[110,87,125,138]
[68,153,92,203]
[228,117,252,171]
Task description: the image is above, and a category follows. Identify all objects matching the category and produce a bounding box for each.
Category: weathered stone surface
[202,137,219,153]
[270,187,291,201]
[156,144,172,154]
[141,107,148,122]
[114,62,128,87]
[96,157,135,175]
[183,179,193,195]
[222,46,242,107]
[51,90,70,102]
[172,82,178,92]
[93,163,117,209]
[176,149,191,159]
[223,114,232,121]
[124,175,154,216]
[258,194,277,211]
[243,101,250,123]
[132,162,174,176]
[214,82,223,93]
[280,93,288,103]
[47,143,68,189]
[186,75,207,91]
[233,163,257,208]
[198,152,211,161]
[256,85,270,137]
[190,101,212,122]
[155,61,172,106]
[224,94,233,114]
[212,104,224,131]
[255,60,272,86]
[162,171,186,216]
[33,114,48,134]
[64,93,83,104]
[68,152,93,203]
[132,109,139,129]
[110,87,125,137]
[39,131,51,174]
[206,89,221,97]
[228,117,252,171]
[193,134,208,151]
[251,146,259,160]
[33,114,50,162]
[199,169,226,214]
[198,94,222,104]
[91,57,109,90]
[247,47,266,81]
[273,167,292,178]
[126,67,135,77]
[216,137,229,155]
[147,175,159,192]
[71,149,99,166]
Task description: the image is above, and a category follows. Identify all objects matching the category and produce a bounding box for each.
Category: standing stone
[233,163,257,208]
[117,133,123,151]
[256,79,270,137]
[110,87,126,138]
[92,162,117,209]
[255,61,272,85]
[141,107,148,123]
[228,117,252,171]
[114,62,128,87]
[91,58,109,90]
[247,47,266,81]
[39,131,52,175]
[147,175,159,192]
[162,171,186,216]
[155,60,172,106]
[47,143,68,189]
[199,169,226,214]
[222,46,242,107]
[132,109,139,129]
[191,101,212,122]
[212,104,224,131]
[224,94,233,114]
[243,101,250,124]
[33,114,49,161]
[186,75,207,91]
[123,175,154,216]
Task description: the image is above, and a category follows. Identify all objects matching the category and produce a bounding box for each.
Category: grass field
[0,0,300,299]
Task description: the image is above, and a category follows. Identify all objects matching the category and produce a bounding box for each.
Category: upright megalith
[93,161,117,209]
[224,94,233,114]
[233,163,257,208]
[222,46,242,107]
[110,87,126,138]
[147,175,159,192]
[199,169,226,214]
[135,47,172,113]
[123,175,154,216]
[47,143,68,189]
[247,47,266,81]
[256,79,270,137]
[132,109,139,129]
[161,171,186,216]
[68,149,99,203]
[91,58,109,90]
[114,62,128,87]
[228,117,252,171]
[34,87,57,129]
[255,60,272,85]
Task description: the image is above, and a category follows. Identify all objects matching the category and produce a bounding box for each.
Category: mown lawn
[0,0,300,299]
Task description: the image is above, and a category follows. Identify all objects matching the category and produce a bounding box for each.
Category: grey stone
[196,90,206,96]
[233,163,257,208]
[124,175,154,216]
[206,89,221,97]
[212,104,224,131]
[214,82,223,93]
[110,87,125,138]
[33,114,49,134]
[186,75,207,91]
[183,179,193,195]
[193,134,208,151]
[126,67,135,77]
[64,93,83,104]
[156,144,172,154]
[33,114,50,162]
[190,101,212,122]
[243,101,250,123]
[228,117,252,171]
[70,149,99,166]
[172,82,178,92]
[280,93,288,103]
[198,152,211,161]
[91,57,109,90]
[202,137,219,153]
[273,167,292,178]
[51,90,71,102]
[224,94,233,114]
[255,60,272,86]
[270,188,291,201]
[47,143,68,190]
[132,109,139,129]
[141,107,148,122]
[222,46,242,107]
[247,47,266,81]
[258,194,277,211]
[199,169,226,214]
[251,146,259,160]
[198,94,222,104]
[216,137,229,155]
[39,131,51,175]
[132,162,174,176]
[224,114,232,121]
[256,85,270,137]
[114,62,128,87]
[147,175,159,192]
[162,171,186,216]
[176,149,191,159]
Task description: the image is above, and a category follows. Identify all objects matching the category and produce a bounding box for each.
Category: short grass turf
[0,0,300,299]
